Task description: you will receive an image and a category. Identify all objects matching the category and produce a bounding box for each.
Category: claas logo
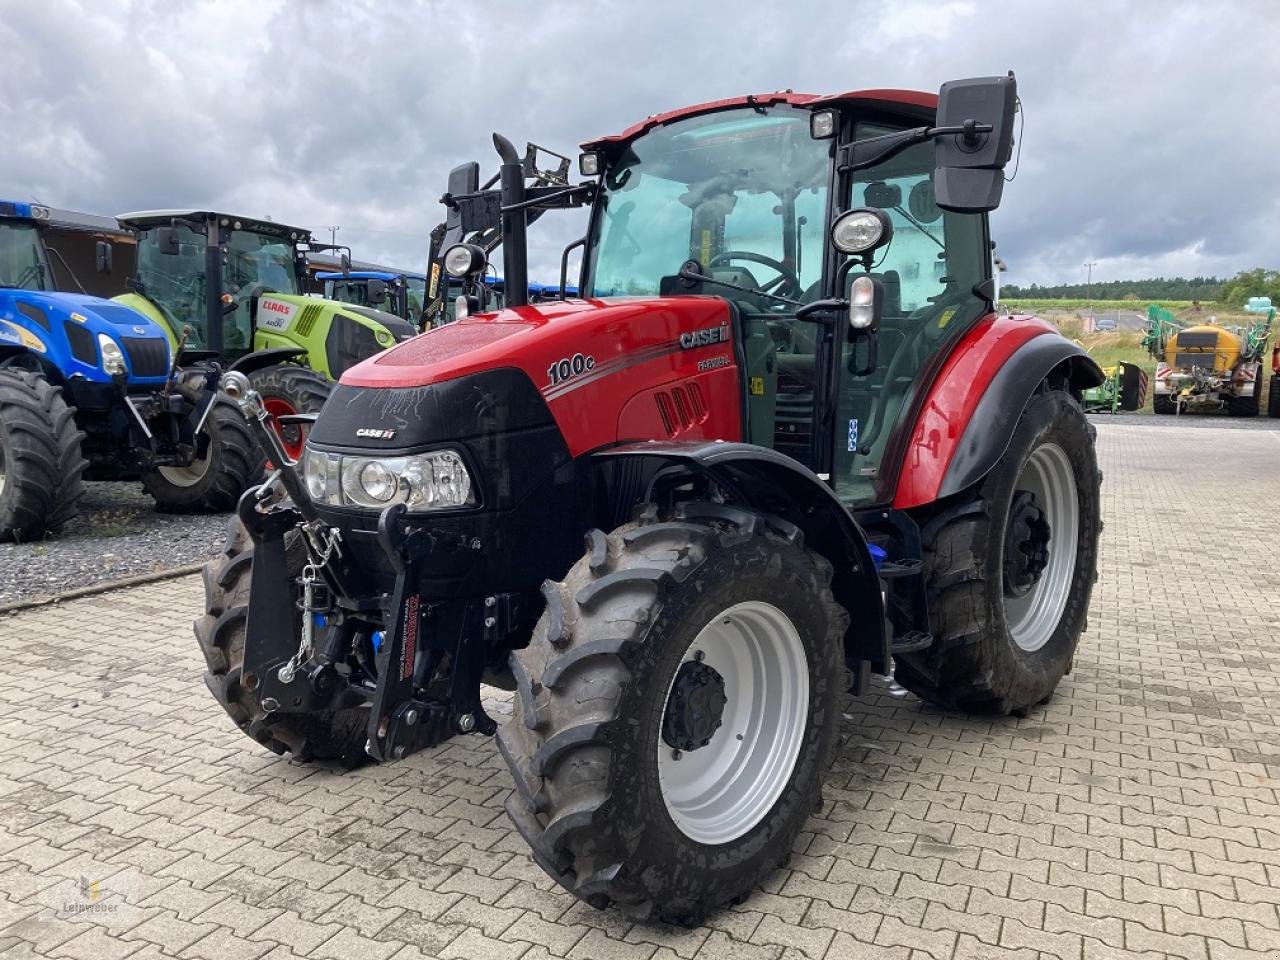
[262,300,291,315]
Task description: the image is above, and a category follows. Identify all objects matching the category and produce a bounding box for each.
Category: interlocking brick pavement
[1,420,1278,959]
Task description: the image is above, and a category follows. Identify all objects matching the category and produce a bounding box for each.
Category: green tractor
[1079,361,1147,413]
[112,211,418,466]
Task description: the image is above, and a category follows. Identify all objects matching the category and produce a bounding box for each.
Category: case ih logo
[262,300,291,315]
[355,427,396,439]
[679,324,729,349]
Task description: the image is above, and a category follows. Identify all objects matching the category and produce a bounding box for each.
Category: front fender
[594,440,889,672]
[894,315,1103,509]
[227,347,309,376]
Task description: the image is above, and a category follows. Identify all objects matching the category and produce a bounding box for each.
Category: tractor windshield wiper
[676,264,803,309]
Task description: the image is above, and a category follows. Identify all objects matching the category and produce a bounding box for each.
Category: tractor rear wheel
[249,365,331,462]
[1118,362,1147,412]
[194,516,369,766]
[895,388,1100,714]
[0,370,87,542]
[144,393,260,513]
[1269,375,1280,418]
[498,503,847,924]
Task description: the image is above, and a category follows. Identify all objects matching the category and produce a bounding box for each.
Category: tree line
[1004,269,1280,307]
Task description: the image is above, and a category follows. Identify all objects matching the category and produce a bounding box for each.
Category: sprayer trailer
[199,74,1103,923]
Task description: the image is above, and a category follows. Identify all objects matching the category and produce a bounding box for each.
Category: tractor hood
[0,288,172,383]
[330,296,742,457]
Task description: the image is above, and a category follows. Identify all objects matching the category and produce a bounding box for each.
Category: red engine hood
[340,296,744,457]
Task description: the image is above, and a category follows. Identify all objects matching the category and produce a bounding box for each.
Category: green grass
[1004,298,1198,312]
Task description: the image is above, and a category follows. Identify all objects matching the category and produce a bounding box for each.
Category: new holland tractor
[1145,304,1273,415]
[0,200,252,538]
[319,269,428,327]
[197,74,1104,922]
[113,211,419,463]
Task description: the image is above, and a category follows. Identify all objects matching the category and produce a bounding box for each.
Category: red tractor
[200,73,1103,924]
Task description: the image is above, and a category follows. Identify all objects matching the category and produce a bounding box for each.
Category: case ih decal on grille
[679,323,730,349]
[355,427,396,439]
[546,352,596,387]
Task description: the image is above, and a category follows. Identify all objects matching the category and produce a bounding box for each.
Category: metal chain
[278,524,343,685]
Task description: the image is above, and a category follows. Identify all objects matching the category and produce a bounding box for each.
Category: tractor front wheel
[498,503,847,924]
[249,365,331,462]
[895,387,1101,714]
[194,517,369,766]
[0,370,87,542]
[143,393,260,513]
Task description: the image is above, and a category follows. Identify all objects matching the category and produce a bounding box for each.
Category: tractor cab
[319,269,428,325]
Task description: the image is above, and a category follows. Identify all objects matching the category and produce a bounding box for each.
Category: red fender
[893,314,1059,509]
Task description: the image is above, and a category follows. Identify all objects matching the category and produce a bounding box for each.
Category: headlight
[304,448,474,511]
[97,334,126,375]
[443,243,485,278]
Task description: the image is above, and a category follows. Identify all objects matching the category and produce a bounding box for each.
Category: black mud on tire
[895,388,1101,715]
[499,502,848,925]
[194,516,368,767]
[144,393,261,513]
[0,370,87,542]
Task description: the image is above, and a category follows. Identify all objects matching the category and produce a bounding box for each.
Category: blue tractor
[0,200,255,540]
[318,269,429,325]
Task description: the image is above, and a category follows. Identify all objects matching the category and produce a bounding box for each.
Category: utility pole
[329,226,340,249]
[1084,261,1097,330]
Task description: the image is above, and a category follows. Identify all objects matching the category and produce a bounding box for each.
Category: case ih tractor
[198,74,1104,923]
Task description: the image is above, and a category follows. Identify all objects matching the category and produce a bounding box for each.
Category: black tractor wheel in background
[499,502,848,925]
[1268,375,1280,418]
[194,516,369,766]
[1227,376,1261,417]
[895,388,1101,715]
[1153,393,1177,415]
[0,369,87,542]
[1118,362,1148,412]
[249,364,331,463]
[143,393,261,513]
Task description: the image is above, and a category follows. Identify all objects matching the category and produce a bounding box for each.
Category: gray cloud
[2,0,1276,288]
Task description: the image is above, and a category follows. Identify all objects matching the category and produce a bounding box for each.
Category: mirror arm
[675,265,802,308]
[839,119,996,174]
[795,298,847,322]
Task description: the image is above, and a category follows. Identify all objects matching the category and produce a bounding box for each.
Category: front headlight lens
[304,448,474,511]
[97,334,126,375]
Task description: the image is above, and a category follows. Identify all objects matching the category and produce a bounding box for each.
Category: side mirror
[95,240,113,274]
[933,74,1017,213]
[366,278,388,305]
[445,161,481,233]
[154,226,180,256]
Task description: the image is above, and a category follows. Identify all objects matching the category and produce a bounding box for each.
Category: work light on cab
[443,243,486,279]
[831,208,892,254]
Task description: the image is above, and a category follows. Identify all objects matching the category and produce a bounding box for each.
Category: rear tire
[1153,393,1177,415]
[194,516,369,766]
[895,388,1100,714]
[249,364,331,463]
[1269,375,1280,418]
[0,370,86,542]
[499,502,847,924]
[1118,362,1147,412]
[1227,377,1261,417]
[144,393,260,513]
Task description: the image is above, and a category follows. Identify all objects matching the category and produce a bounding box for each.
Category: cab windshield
[223,230,300,352]
[0,221,49,291]
[586,105,829,302]
[136,224,209,341]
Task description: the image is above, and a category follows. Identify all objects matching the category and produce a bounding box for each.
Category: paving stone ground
[0,421,1278,960]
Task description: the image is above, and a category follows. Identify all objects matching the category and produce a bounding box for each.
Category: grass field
[1003,298,1198,312]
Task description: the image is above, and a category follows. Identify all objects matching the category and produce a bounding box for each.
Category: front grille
[120,336,170,378]
[63,320,97,366]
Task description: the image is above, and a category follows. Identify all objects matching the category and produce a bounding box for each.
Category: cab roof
[1,199,132,238]
[581,88,937,150]
[317,269,427,282]
[117,209,312,239]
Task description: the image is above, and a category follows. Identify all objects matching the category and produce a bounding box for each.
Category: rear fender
[894,317,1103,508]
[593,441,889,673]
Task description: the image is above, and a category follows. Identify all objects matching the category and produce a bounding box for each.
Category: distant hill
[1002,277,1224,301]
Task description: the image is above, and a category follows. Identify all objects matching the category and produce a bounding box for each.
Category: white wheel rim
[157,446,212,487]
[1005,442,1079,653]
[657,600,809,845]
[0,444,6,497]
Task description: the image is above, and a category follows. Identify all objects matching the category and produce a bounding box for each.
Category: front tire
[895,388,1101,714]
[143,393,260,513]
[0,370,87,542]
[194,517,369,766]
[498,503,847,924]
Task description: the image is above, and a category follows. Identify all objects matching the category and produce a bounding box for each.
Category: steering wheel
[708,251,803,300]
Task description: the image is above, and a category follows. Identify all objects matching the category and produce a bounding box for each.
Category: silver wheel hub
[657,600,809,845]
[1004,442,1079,653]
[157,445,212,487]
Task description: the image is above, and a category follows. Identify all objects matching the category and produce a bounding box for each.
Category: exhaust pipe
[494,133,528,308]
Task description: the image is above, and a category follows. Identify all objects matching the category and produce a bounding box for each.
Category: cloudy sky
[2,0,1277,288]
